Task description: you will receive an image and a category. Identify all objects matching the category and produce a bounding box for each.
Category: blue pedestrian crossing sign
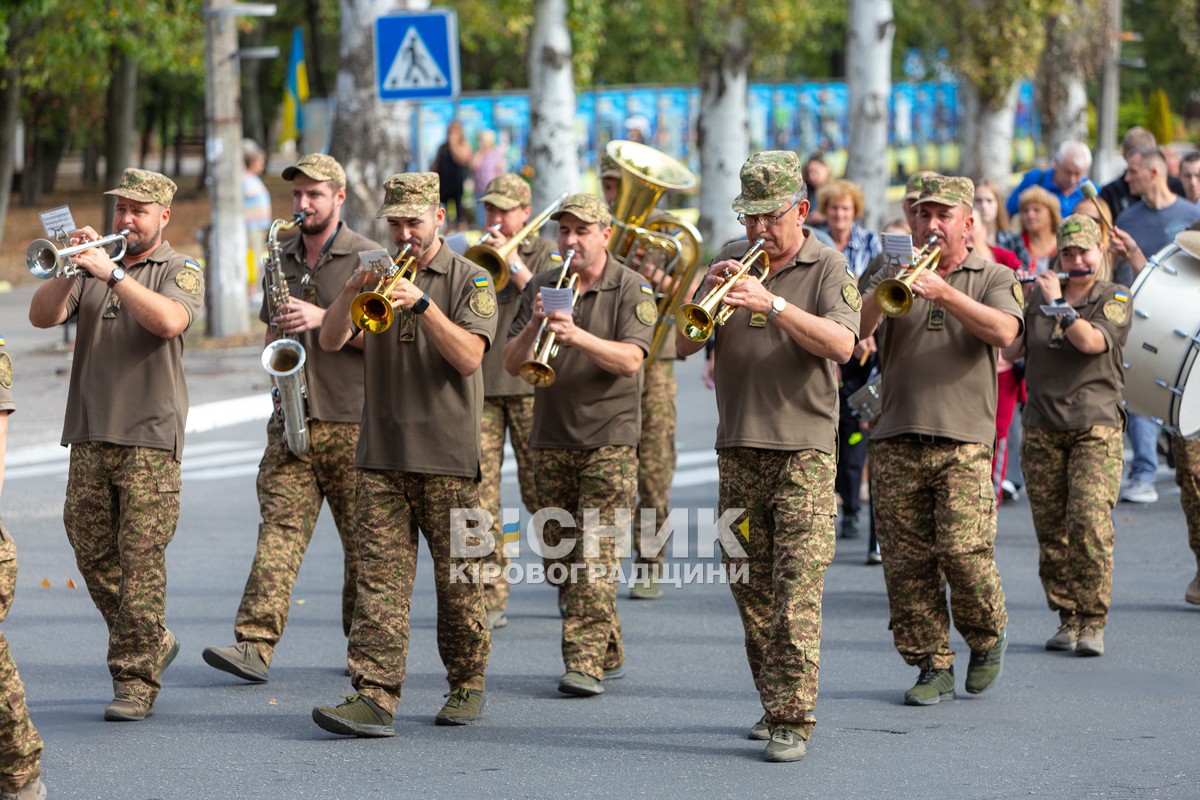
[375,10,460,101]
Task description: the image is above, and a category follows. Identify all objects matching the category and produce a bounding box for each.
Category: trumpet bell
[351,291,395,333]
[518,360,556,387]
[677,302,715,342]
[25,239,60,279]
[875,278,915,317]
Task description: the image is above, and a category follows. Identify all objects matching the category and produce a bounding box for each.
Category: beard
[122,220,162,257]
[300,208,335,236]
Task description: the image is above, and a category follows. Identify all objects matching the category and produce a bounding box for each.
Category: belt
[892,433,962,445]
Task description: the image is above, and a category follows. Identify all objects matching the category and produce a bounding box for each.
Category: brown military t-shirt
[356,241,497,477]
[868,250,1025,445]
[0,338,14,414]
[483,234,559,397]
[709,234,861,453]
[61,242,204,460]
[1022,280,1131,431]
[509,252,655,449]
[258,223,383,423]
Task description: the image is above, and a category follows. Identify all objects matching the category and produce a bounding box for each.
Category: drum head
[1176,230,1200,261]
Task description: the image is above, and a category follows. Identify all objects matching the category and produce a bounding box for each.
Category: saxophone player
[203,154,385,683]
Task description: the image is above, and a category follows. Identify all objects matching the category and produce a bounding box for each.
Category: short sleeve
[451,264,497,349]
[157,258,206,329]
[1086,284,1132,351]
[816,255,861,338]
[615,273,656,354]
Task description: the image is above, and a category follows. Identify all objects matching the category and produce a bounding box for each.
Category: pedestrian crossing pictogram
[382,27,448,91]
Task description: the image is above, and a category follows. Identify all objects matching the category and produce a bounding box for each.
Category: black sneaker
[839,513,861,539]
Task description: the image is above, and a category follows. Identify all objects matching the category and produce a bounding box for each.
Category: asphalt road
[2,284,1199,799]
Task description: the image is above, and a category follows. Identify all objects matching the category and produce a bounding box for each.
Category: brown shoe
[1045,622,1078,652]
[104,695,152,722]
[0,776,46,800]
[1186,570,1200,605]
[1076,625,1105,657]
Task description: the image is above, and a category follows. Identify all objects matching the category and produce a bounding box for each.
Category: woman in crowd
[1017,186,1062,278]
[817,179,882,278]
[1002,215,1131,658]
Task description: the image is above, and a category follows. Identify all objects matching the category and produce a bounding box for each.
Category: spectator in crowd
[1006,140,1091,218]
[1099,127,1187,218]
[803,153,832,226]
[1016,186,1062,278]
[243,139,273,290]
[1179,151,1200,205]
[817,179,882,278]
[432,120,473,229]
[974,181,1029,265]
[471,130,506,226]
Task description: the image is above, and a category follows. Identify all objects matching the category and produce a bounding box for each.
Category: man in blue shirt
[1006,140,1092,218]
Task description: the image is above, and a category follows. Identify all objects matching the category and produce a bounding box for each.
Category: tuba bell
[604,140,704,363]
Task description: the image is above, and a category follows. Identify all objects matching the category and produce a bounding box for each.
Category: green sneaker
[965,629,1007,694]
[557,671,604,697]
[312,694,395,738]
[435,687,486,725]
[203,641,269,683]
[159,630,180,677]
[603,662,626,680]
[748,713,770,741]
[104,695,152,722]
[903,665,955,706]
[629,574,662,600]
[763,726,807,762]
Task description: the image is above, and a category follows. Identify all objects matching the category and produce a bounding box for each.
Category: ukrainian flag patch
[1113,291,1129,303]
[473,276,489,288]
[550,252,563,262]
[641,283,654,294]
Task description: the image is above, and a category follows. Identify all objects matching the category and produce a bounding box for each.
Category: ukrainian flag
[280,27,309,145]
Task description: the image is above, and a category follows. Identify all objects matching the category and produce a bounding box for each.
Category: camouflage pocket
[0,536,16,623]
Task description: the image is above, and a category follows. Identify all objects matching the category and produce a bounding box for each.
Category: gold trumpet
[351,244,416,333]
[519,249,577,387]
[875,237,942,317]
[26,230,130,280]
[678,239,769,342]
[466,192,568,292]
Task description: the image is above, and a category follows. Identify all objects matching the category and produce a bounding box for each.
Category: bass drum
[1123,232,1200,438]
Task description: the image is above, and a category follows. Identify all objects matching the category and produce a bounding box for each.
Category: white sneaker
[1119,480,1158,504]
[1000,479,1021,502]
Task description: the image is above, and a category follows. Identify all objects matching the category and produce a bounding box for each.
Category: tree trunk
[845,0,894,232]
[959,81,1017,188]
[104,49,139,231]
[697,16,750,252]
[304,0,330,97]
[329,0,412,241]
[0,64,21,245]
[241,25,268,150]
[527,0,579,211]
[1036,5,1093,157]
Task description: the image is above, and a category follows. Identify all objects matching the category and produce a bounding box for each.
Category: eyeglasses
[737,201,799,228]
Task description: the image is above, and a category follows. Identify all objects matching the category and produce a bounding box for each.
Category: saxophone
[261,213,310,455]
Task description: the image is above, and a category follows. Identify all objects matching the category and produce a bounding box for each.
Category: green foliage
[1146,88,1174,144]
[1123,0,1200,118]
[943,0,1056,108]
[1119,94,1146,137]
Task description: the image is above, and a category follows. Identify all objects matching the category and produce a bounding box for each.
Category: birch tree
[845,0,894,231]
[527,0,580,209]
[1036,0,1104,156]
[329,0,413,240]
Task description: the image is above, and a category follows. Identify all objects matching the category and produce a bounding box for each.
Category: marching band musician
[503,193,654,698]
[203,154,384,683]
[859,174,1022,707]
[676,151,860,762]
[311,172,497,737]
[28,169,204,722]
[1002,215,1131,657]
[475,174,559,630]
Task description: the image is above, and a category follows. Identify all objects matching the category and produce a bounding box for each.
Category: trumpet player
[28,169,203,722]
[476,174,559,630]
[204,154,384,684]
[312,173,497,736]
[859,175,1023,707]
[674,151,859,762]
[503,193,653,698]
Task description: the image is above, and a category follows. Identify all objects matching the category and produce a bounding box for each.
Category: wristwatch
[411,293,430,315]
[766,295,787,321]
[509,261,524,275]
[107,268,126,289]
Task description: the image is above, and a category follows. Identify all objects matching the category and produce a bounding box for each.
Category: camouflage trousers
[635,360,677,568]
[535,446,637,680]
[870,438,1008,670]
[64,442,180,705]
[1171,435,1200,566]
[479,396,537,614]
[718,448,836,741]
[0,519,43,795]
[235,418,360,664]
[1022,425,1122,626]
[348,469,490,715]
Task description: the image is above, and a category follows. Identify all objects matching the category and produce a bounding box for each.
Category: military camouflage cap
[376,172,440,219]
[550,192,610,225]
[1057,213,1102,251]
[913,174,974,208]
[479,174,531,210]
[282,153,346,188]
[903,170,938,202]
[732,151,802,215]
[104,168,177,208]
[599,153,622,180]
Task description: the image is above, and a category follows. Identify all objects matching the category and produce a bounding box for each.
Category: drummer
[1168,226,1200,607]
[1002,214,1131,657]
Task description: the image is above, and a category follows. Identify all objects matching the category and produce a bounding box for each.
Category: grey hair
[1055,140,1093,169]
